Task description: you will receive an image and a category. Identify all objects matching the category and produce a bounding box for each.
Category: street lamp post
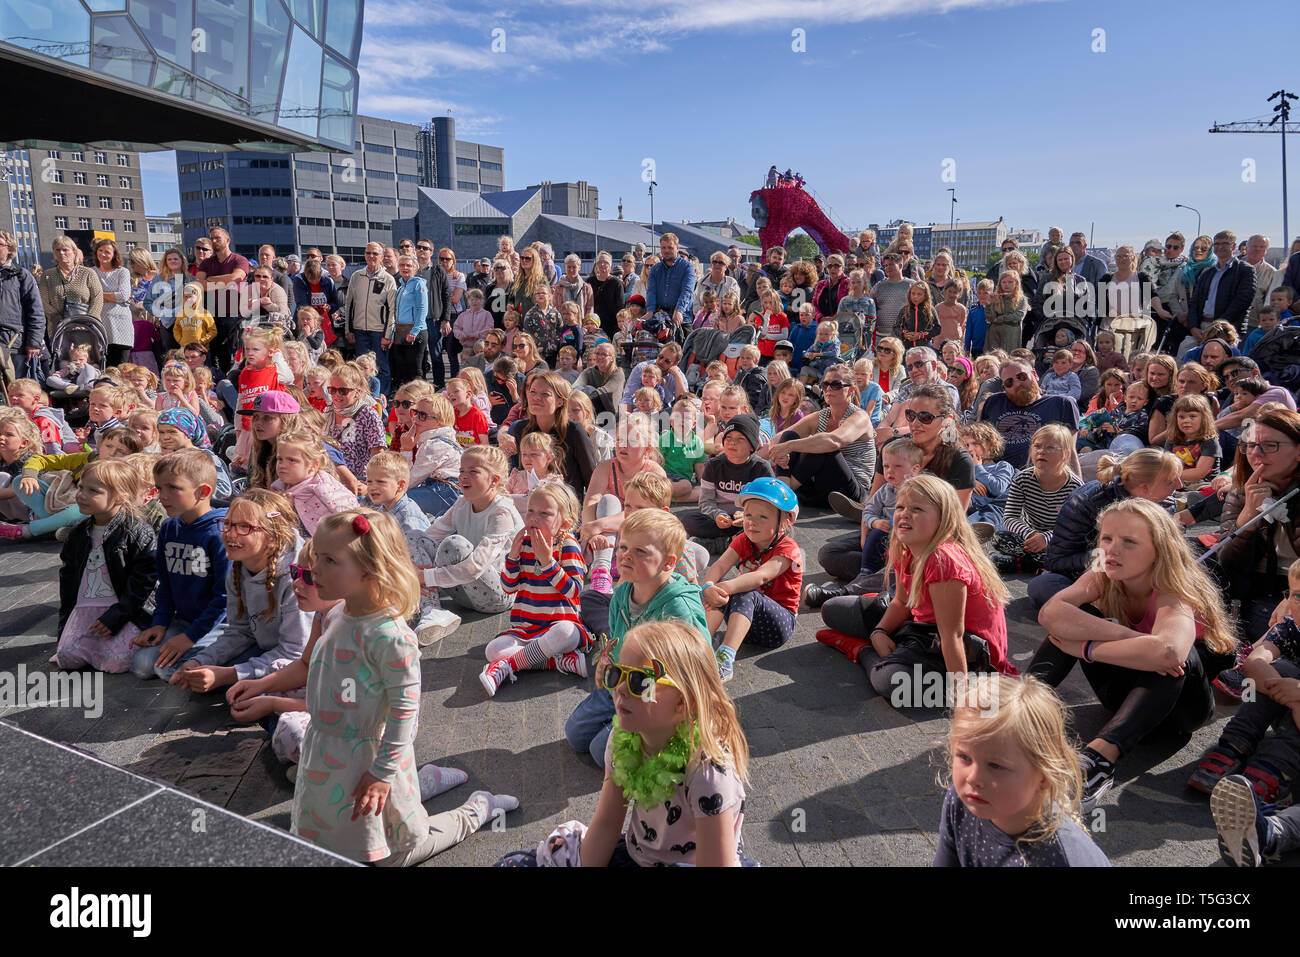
[648,180,657,250]
[1175,203,1202,238]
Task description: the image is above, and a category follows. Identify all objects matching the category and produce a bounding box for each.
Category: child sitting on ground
[1040,349,1081,402]
[271,430,357,536]
[480,480,590,697]
[701,477,804,682]
[661,394,708,503]
[128,408,160,453]
[733,345,770,416]
[402,393,462,517]
[507,431,565,517]
[961,422,1014,530]
[4,379,77,453]
[681,413,774,546]
[801,319,841,383]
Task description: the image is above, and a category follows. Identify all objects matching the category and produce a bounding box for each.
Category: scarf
[158,407,211,449]
[331,394,370,421]
[1181,253,1217,289]
[554,274,585,305]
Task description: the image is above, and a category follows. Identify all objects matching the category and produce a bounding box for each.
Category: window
[51,168,64,183]
[457,181,480,191]
[48,149,61,160]
[122,220,136,232]
[54,216,67,229]
[366,169,394,181]
[203,188,225,199]
[204,217,226,228]
[121,198,134,210]
[479,160,502,171]
[334,193,364,204]
[101,218,114,230]
[296,188,332,201]
[456,157,478,168]
[76,195,89,207]
[397,173,421,184]
[200,159,225,171]
[71,151,83,162]
[96,174,109,187]
[298,216,333,227]
[296,160,329,172]
[79,217,91,229]
[368,222,391,231]
[230,186,290,197]
[453,223,510,236]
[119,176,132,188]
[117,154,129,166]
[395,147,421,160]
[334,219,365,229]
[364,143,393,156]
[100,196,112,209]
[73,171,86,185]
[51,193,65,206]
[177,162,198,174]
[226,158,284,169]
[94,151,106,164]
[233,215,293,225]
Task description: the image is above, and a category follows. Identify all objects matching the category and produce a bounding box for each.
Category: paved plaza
[0,507,1262,867]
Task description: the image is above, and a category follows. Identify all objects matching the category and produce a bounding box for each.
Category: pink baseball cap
[237,390,300,415]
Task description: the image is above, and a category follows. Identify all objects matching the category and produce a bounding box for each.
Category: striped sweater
[1003,467,1082,546]
[500,533,589,646]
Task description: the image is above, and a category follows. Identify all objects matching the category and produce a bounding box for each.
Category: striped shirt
[817,407,877,494]
[500,534,589,646]
[1003,467,1082,545]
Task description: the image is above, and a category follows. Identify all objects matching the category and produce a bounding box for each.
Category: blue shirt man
[645,233,696,325]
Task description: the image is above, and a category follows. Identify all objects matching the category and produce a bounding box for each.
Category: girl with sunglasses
[167,490,311,692]
[497,620,755,867]
[386,379,435,454]
[401,394,462,517]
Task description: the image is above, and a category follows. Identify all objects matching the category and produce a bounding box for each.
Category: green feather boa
[609,718,699,807]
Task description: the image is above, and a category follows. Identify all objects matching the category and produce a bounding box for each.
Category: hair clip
[352,514,371,535]
[264,511,281,518]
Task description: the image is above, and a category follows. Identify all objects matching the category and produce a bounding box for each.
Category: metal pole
[593,201,599,265]
[1176,204,1201,238]
[1283,111,1290,256]
[648,181,656,249]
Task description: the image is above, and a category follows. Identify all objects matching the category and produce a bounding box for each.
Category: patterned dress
[290,608,425,863]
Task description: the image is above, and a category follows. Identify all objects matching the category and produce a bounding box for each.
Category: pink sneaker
[588,564,614,595]
[0,523,25,541]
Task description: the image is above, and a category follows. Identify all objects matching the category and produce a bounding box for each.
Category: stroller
[1030,313,1088,366]
[627,311,673,367]
[1110,314,1157,358]
[682,324,758,385]
[45,314,108,415]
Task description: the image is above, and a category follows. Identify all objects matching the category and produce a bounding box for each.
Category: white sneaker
[285,763,298,783]
[416,608,462,647]
[970,522,996,545]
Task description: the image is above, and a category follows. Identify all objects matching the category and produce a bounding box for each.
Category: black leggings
[389,331,428,391]
[776,429,872,508]
[106,343,132,367]
[1026,628,1215,756]
[820,594,949,704]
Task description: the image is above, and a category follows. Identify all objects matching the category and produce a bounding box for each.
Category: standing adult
[485,258,513,327]
[870,253,916,341]
[1032,248,1085,341]
[694,253,741,316]
[1243,234,1275,331]
[467,257,494,295]
[645,233,696,329]
[188,237,211,277]
[509,248,544,314]
[1168,235,1216,345]
[413,241,452,386]
[984,236,1022,285]
[1188,230,1256,342]
[255,244,294,303]
[1098,244,1157,337]
[341,242,397,395]
[91,238,133,366]
[813,254,850,319]
[0,230,43,379]
[242,265,289,326]
[291,256,340,329]
[1067,232,1108,288]
[436,247,465,381]
[148,247,187,351]
[554,254,593,318]
[744,245,789,312]
[587,252,623,338]
[758,363,877,508]
[39,236,103,346]
[193,227,251,372]
[925,251,968,309]
[389,254,429,391]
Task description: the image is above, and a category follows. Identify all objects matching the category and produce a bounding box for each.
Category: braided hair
[226,488,298,622]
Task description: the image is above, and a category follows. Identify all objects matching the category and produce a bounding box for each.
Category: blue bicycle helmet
[735,477,799,520]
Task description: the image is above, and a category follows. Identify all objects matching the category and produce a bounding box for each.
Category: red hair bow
[351,515,371,535]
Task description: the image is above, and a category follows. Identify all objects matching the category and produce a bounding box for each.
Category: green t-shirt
[659,429,706,479]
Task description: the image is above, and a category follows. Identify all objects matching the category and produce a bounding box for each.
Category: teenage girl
[937,673,1110,866]
[480,480,590,696]
[166,489,310,688]
[495,620,754,867]
[52,458,157,673]
[1033,499,1237,809]
[292,509,518,866]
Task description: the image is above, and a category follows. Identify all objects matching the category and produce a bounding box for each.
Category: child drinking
[167,489,310,689]
[701,477,804,682]
[497,620,753,866]
[271,430,357,536]
[936,673,1109,866]
[52,458,157,673]
[292,508,518,865]
[48,343,99,393]
[480,480,589,696]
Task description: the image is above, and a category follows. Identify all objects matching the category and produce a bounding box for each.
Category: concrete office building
[527,180,598,218]
[2,146,148,268]
[420,116,505,194]
[146,212,183,255]
[176,114,426,259]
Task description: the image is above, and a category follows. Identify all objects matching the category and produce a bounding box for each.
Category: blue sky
[143,0,1300,248]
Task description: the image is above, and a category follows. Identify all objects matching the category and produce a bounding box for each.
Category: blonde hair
[226,489,298,622]
[817,319,839,338]
[527,479,579,533]
[959,421,1005,459]
[457,367,488,397]
[128,408,158,432]
[888,474,1009,609]
[719,383,753,414]
[626,471,672,508]
[275,430,332,475]
[1030,423,1074,458]
[1092,499,1236,655]
[1096,447,1183,486]
[330,361,369,393]
[0,408,42,456]
[154,447,217,491]
[619,620,749,783]
[620,508,686,564]
[314,509,421,620]
[161,361,196,393]
[418,394,455,429]
[79,458,139,510]
[518,431,564,478]
[395,378,436,405]
[89,382,127,410]
[461,445,509,487]
[633,387,663,412]
[738,344,761,362]
[705,361,729,381]
[875,336,905,377]
[852,356,875,378]
[242,325,284,353]
[945,674,1084,850]
[366,450,410,484]
[566,389,596,435]
[765,360,791,382]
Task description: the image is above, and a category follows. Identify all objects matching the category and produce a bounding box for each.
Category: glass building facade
[0,0,362,152]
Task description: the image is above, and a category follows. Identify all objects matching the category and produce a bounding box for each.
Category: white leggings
[485,621,583,662]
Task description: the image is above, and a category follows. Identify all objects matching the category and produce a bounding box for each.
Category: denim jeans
[407,477,460,517]
[352,329,391,395]
[130,618,251,681]
[565,685,616,766]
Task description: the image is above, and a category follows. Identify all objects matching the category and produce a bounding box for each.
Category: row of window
[47,150,129,166]
[49,171,133,188]
[183,218,229,229]
[453,223,508,235]
[52,216,134,232]
[50,194,135,210]
[455,157,502,173]
[233,216,293,225]
[231,187,292,197]
[181,188,225,201]
[178,159,229,174]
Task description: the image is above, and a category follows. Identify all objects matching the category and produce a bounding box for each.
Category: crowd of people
[3,215,1300,869]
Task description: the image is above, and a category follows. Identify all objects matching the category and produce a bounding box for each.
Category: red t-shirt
[754,312,790,357]
[893,541,1013,674]
[236,364,280,432]
[197,251,252,320]
[730,533,803,613]
[453,405,490,446]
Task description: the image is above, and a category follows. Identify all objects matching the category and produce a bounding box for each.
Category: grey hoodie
[190,535,311,679]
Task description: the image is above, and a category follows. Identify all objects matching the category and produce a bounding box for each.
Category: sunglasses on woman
[904,409,939,425]
[289,564,314,585]
[328,386,356,396]
[822,380,849,391]
[394,399,415,409]
[599,660,678,702]
[412,409,434,422]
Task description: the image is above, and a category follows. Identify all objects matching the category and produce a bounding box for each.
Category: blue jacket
[290,273,340,316]
[645,256,696,321]
[150,507,229,641]
[964,303,989,353]
[788,320,819,373]
[395,275,430,337]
